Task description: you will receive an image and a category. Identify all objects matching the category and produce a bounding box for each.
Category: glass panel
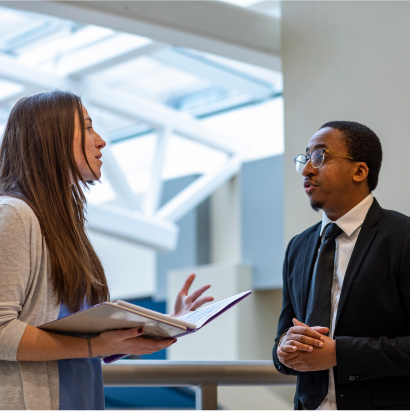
[0,5,285,206]
[200,98,284,162]
[0,79,24,100]
[16,25,112,68]
[163,134,228,181]
[110,133,157,195]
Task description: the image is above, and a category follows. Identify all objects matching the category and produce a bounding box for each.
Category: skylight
[0,4,284,208]
[0,79,24,100]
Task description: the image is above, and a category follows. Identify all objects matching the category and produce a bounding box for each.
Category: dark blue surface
[104,298,196,409]
[57,302,105,410]
[104,387,195,409]
[104,298,195,408]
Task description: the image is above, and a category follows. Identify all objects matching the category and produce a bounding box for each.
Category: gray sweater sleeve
[0,204,31,361]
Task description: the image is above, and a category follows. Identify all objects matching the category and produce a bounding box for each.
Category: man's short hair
[320,121,383,192]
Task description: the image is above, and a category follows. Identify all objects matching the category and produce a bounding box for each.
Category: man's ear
[352,162,369,184]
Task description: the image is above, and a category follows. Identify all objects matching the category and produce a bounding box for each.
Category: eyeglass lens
[295,155,306,173]
[294,150,325,173]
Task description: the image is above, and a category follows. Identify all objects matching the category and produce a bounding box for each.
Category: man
[273,121,410,410]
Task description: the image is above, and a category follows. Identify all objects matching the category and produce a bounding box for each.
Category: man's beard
[310,199,324,212]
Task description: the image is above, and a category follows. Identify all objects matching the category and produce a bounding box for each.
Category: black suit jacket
[273,199,410,410]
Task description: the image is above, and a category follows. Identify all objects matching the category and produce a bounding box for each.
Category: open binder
[39,290,252,363]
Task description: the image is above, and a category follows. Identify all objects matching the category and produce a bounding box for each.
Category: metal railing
[102,360,296,410]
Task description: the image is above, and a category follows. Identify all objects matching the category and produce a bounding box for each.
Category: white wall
[282,1,410,242]
[88,229,156,300]
[210,176,242,264]
[166,262,294,409]
[166,262,283,361]
[166,262,252,361]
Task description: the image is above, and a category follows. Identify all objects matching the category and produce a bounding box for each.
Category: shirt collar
[320,193,374,237]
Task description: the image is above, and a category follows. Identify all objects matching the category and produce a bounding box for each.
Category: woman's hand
[92,327,176,356]
[171,273,214,318]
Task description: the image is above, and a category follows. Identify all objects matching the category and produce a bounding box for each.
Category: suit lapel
[335,199,381,329]
[301,224,322,322]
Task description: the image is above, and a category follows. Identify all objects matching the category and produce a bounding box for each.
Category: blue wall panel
[240,155,284,289]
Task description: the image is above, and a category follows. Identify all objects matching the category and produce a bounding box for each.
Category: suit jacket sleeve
[336,233,410,383]
[273,237,299,376]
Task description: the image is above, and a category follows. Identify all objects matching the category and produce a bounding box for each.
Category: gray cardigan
[0,196,60,410]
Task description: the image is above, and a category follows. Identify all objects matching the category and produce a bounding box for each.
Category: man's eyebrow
[306,143,327,153]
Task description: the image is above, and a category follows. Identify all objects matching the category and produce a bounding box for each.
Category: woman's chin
[87,169,101,181]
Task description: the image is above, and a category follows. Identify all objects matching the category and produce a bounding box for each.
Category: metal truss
[0,1,280,251]
[0,55,242,252]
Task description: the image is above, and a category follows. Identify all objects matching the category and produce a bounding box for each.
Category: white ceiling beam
[69,42,166,77]
[0,54,75,91]
[85,83,241,155]
[86,204,179,252]
[2,1,281,71]
[0,58,240,155]
[156,155,241,223]
[0,57,244,246]
[143,126,169,216]
[152,48,275,101]
[98,145,142,211]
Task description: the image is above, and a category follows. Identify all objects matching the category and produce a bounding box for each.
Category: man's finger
[277,347,300,360]
[293,318,309,327]
[288,340,314,352]
[280,344,297,353]
[311,326,329,334]
[286,333,324,346]
[290,326,325,340]
[294,318,328,335]
[289,325,325,341]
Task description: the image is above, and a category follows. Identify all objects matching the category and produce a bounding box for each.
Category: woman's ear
[352,162,369,183]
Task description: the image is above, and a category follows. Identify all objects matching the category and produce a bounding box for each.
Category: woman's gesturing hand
[172,273,214,318]
[92,327,176,357]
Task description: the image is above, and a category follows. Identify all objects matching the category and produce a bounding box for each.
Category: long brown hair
[0,90,109,312]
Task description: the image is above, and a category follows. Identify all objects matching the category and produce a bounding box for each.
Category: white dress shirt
[317,193,374,410]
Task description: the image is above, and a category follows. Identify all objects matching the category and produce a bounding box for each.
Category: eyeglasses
[294,149,355,173]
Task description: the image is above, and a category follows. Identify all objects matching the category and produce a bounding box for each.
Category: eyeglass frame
[294,149,355,172]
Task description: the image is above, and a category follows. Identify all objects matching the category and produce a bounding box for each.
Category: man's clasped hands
[277,319,337,372]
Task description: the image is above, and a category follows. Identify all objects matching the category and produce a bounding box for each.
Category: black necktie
[299,223,343,410]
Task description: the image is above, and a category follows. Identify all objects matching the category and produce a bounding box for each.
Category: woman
[0,91,212,410]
